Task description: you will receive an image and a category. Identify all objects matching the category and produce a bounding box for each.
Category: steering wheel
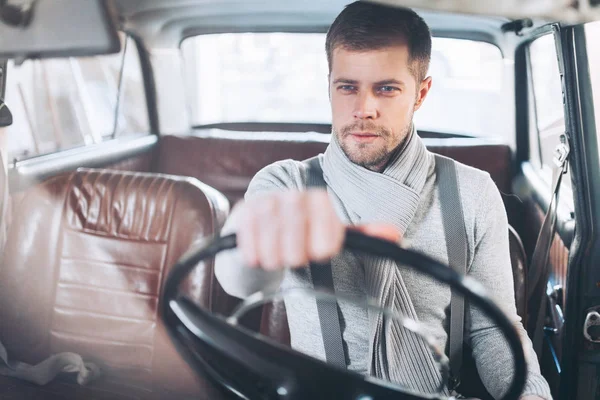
[161,230,527,400]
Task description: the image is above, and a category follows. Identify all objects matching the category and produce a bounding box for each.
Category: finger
[256,194,282,270]
[352,223,402,243]
[235,202,259,268]
[307,190,344,262]
[280,191,309,268]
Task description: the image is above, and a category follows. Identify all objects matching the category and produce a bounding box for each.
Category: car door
[515,21,600,399]
[513,22,575,398]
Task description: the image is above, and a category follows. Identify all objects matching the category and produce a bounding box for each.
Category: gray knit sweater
[215,154,552,399]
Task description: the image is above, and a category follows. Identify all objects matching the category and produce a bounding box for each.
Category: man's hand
[234,189,400,270]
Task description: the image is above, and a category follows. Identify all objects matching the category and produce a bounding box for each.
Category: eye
[378,86,400,93]
[338,85,357,92]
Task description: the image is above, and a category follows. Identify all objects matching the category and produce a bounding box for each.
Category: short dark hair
[326,1,432,82]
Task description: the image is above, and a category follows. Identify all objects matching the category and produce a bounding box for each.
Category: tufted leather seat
[0,168,230,398]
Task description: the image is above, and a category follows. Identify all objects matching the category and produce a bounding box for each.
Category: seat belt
[527,134,570,356]
[304,156,347,369]
[435,155,468,391]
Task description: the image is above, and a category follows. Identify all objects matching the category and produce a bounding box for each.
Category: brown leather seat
[155,132,513,205]
[0,168,230,399]
[509,225,528,324]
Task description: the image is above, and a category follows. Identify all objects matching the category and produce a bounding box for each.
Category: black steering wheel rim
[161,230,527,400]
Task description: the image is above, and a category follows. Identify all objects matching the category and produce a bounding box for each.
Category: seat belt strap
[435,155,468,390]
[304,156,347,369]
[527,134,570,356]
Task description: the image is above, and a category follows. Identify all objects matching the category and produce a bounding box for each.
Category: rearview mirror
[0,0,120,60]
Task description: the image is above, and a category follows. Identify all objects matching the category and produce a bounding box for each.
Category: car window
[3,34,149,163]
[528,32,572,193]
[181,33,514,142]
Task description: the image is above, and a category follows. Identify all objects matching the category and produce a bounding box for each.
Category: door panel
[514,23,575,397]
[7,134,157,193]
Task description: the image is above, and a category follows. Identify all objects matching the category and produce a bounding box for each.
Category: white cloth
[0,340,100,386]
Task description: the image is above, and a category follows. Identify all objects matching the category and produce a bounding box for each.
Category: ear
[327,73,332,101]
[414,76,432,111]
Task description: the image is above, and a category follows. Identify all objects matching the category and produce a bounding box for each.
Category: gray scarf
[322,125,444,394]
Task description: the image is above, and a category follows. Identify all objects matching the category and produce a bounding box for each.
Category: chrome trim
[8,134,157,191]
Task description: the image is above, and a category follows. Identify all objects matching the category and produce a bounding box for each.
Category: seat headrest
[66,168,229,241]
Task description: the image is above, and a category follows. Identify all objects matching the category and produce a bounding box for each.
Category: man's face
[329,45,431,171]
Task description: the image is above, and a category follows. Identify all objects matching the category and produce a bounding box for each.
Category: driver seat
[0,168,231,398]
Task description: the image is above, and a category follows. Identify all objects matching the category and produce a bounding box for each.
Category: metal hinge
[553,134,570,174]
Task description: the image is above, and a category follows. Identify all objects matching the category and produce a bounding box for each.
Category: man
[215,2,551,399]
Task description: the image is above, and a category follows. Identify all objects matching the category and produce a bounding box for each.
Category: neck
[366,132,412,173]
[366,158,391,173]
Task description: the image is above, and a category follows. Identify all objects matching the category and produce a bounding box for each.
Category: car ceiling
[113,0,515,50]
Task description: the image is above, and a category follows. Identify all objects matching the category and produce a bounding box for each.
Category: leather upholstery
[154,132,513,205]
[105,150,156,173]
[0,168,230,398]
[260,300,290,346]
[522,200,569,307]
[509,225,527,322]
[521,198,569,359]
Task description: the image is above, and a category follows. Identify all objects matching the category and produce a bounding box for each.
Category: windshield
[181,32,514,141]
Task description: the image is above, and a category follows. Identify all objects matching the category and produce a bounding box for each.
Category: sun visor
[0,0,120,60]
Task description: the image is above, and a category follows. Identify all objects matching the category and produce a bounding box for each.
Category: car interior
[0,0,599,399]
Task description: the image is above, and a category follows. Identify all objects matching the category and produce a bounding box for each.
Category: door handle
[583,309,600,343]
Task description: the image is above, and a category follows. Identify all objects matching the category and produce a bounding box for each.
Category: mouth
[348,132,380,143]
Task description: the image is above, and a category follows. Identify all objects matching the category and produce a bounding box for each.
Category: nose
[353,91,378,120]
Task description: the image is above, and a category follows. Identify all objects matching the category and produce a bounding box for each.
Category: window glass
[529,32,572,193]
[182,33,330,126]
[530,34,566,165]
[182,33,514,141]
[3,34,149,162]
[417,38,513,140]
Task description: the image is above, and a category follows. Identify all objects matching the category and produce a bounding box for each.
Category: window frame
[3,32,155,165]
[522,24,575,210]
[0,60,6,99]
[526,26,561,166]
